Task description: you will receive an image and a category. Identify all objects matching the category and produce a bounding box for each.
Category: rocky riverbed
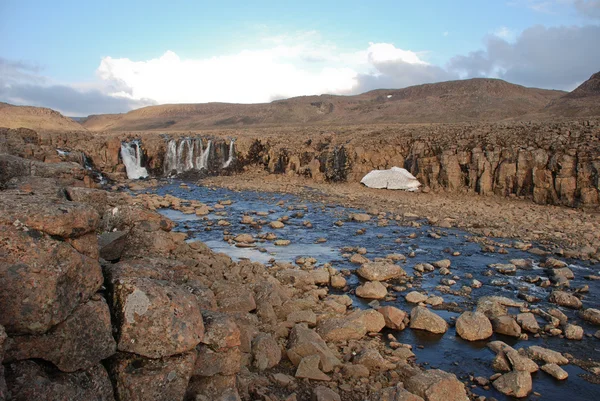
[134,179,600,400]
[1,148,600,401]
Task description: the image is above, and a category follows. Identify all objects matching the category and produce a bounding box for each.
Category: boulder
[564,324,584,340]
[377,306,408,330]
[4,297,116,372]
[288,324,341,372]
[108,351,196,401]
[516,313,540,334]
[541,363,569,380]
[194,346,241,376]
[492,371,532,398]
[476,296,524,319]
[409,307,448,334]
[405,291,428,304]
[549,290,582,309]
[581,308,600,325]
[491,316,522,337]
[356,281,388,299]
[5,361,114,401]
[350,213,371,222]
[525,346,568,365]
[98,231,128,261]
[357,261,406,281]
[313,386,342,401]
[0,192,99,239]
[201,311,241,350]
[0,224,103,335]
[353,348,391,371]
[404,369,468,401]
[110,276,204,358]
[505,349,539,373]
[455,311,492,341]
[252,333,281,371]
[296,354,331,381]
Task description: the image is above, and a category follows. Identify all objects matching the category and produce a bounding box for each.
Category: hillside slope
[0,103,85,132]
[82,78,565,131]
[544,72,600,117]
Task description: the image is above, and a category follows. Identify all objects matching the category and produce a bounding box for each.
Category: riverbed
[146,180,600,401]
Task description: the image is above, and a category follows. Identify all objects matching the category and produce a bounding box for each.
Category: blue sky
[1,0,599,115]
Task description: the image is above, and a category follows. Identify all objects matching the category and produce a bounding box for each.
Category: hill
[0,103,85,132]
[81,78,565,131]
[544,72,600,117]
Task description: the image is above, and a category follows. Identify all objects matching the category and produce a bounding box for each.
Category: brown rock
[404,369,468,401]
[492,370,532,398]
[313,386,341,401]
[541,363,569,380]
[491,316,522,337]
[4,297,116,372]
[525,346,568,365]
[201,311,241,350]
[194,345,241,376]
[516,313,540,334]
[0,224,103,335]
[98,231,128,261]
[108,351,196,401]
[110,276,204,358]
[505,349,539,373]
[581,308,600,325]
[357,261,406,281]
[405,291,428,304]
[296,354,331,381]
[564,323,584,340]
[353,348,390,371]
[377,306,408,330]
[252,333,281,370]
[455,311,493,341]
[549,290,582,309]
[409,307,448,334]
[0,192,99,238]
[356,281,388,299]
[288,324,340,372]
[185,374,241,401]
[5,361,114,401]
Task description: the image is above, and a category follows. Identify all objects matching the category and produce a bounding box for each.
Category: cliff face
[3,120,599,208]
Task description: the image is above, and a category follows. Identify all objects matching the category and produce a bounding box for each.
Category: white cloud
[95,40,432,105]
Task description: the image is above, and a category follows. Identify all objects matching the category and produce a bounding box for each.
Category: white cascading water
[164,139,178,174]
[223,139,235,168]
[163,137,234,176]
[120,141,148,179]
[185,138,194,171]
[200,140,212,170]
[193,138,203,169]
[176,140,187,173]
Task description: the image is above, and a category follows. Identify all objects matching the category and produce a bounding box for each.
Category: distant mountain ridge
[0,102,85,132]
[2,73,599,133]
[80,78,566,131]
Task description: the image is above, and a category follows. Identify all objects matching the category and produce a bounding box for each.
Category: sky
[1,0,599,116]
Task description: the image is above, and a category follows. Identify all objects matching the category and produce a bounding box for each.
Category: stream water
[147,181,600,401]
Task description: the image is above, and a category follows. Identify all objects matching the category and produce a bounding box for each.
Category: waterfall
[193,138,203,169]
[185,138,194,171]
[164,139,178,175]
[201,140,212,170]
[120,141,148,180]
[223,139,235,168]
[163,137,235,176]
